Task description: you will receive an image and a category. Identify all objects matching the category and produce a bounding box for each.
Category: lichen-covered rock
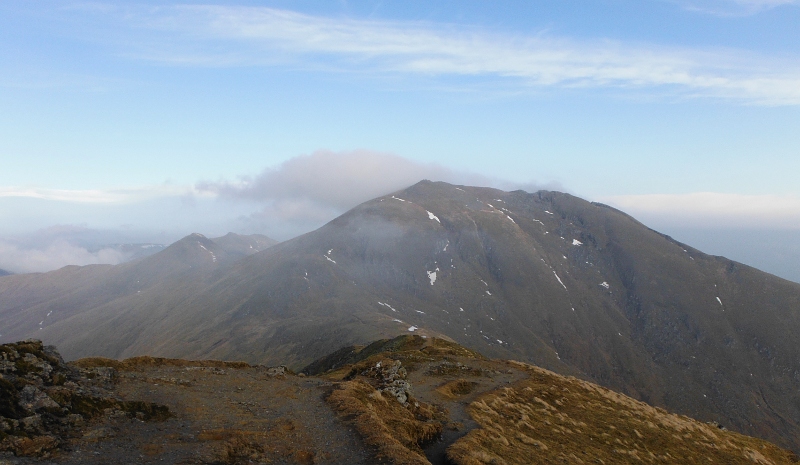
[18,385,60,413]
[0,339,170,457]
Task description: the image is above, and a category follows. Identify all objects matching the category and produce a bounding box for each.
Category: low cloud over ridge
[198,150,504,209]
[198,150,550,239]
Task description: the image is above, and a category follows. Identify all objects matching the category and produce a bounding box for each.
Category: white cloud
[197,150,500,209]
[102,4,800,105]
[197,149,542,239]
[602,192,800,229]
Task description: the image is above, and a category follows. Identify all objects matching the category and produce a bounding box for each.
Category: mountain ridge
[1,181,799,452]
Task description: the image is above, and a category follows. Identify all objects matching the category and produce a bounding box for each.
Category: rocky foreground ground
[1,337,798,464]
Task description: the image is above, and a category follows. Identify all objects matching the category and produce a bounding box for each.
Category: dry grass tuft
[327,379,442,465]
[447,362,800,465]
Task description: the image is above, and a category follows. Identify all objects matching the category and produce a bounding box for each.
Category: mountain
[210,232,277,258]
[0,269,12,277]
[95,243,167,262]
[1,181,800,452]
[0,233,276,346]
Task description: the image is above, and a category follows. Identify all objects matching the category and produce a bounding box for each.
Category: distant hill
[0,268,12,277]
[96,243,167,262]
[1,181,799,452]
[210,232,277,258]
[0,233,276,348]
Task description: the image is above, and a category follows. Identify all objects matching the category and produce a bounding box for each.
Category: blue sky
[1,0,799,279]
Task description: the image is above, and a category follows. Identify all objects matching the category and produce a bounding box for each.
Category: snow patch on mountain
[553,271,567,290]
[427,268,439,285]
[378,302,397,312]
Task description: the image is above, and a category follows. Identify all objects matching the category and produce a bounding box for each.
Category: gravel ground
[2,365,373,464]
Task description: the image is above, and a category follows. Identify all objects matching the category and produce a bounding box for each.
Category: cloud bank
[0,239,129,274]
[96,4,800,105]
[602,192,800,229]
[198,150,508,209]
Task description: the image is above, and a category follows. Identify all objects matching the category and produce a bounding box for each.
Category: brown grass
[327,379,442,465]
[447,361,800,465]
[420,338,484,359]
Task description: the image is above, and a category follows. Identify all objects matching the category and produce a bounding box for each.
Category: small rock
[18,385,60,413]
[265,366,287,377]
[19,415,43,434]
[65,414,84,427]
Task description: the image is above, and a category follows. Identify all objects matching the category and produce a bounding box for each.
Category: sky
[1,0,799,281]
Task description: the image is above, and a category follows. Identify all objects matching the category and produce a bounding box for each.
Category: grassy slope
[312,336,799,465]
[449,361,799,465]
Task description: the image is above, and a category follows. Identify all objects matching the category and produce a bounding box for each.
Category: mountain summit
[1,181,799,451]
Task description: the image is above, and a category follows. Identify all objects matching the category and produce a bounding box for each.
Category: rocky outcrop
[0,340,169,457]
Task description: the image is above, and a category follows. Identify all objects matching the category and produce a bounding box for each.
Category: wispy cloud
[0,185,203,204]
[602,192,800,229]
[95,4,800,105]
[671,0,800,16]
